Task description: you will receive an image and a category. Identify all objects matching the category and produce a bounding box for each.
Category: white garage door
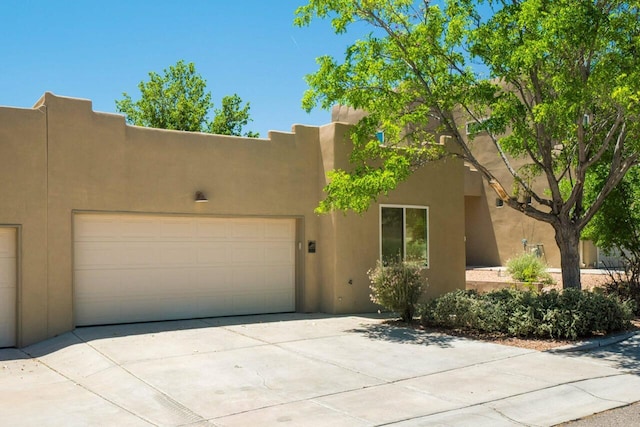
[0,228,16,347]
[74,214,296,326]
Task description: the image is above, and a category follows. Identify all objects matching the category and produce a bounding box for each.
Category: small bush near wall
[368,260,426,324]
[506,252,555,284]
[421,288,634,340]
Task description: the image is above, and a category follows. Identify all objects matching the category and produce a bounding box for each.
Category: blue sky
[0,1,365,136]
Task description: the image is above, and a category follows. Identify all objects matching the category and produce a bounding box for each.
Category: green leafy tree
[582,163,640,281]
[208,94,260,137]
[295,0,640,289]
[116,60,213,132]
[116,60,259,137]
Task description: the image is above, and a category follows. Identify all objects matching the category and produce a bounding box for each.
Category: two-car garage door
[74,214,296,326]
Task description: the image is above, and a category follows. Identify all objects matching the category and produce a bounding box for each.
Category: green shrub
[506,252,555,284]
[368,260,426,323]
[602,280,640,315]
[421,288,633,340]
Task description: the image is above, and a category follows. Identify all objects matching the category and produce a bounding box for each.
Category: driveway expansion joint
[67,330,209,426]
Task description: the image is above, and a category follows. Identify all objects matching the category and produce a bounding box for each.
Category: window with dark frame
[380,206,428,267]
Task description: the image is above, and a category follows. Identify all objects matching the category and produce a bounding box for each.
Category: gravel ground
[558,401,640,426]
[466,268,611,290]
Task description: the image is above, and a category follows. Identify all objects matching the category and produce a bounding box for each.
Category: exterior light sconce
[495,198,504,208]
[194,191,208,203]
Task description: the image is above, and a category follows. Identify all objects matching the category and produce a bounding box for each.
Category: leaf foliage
[296,0,640,288]
[116,60,259,137]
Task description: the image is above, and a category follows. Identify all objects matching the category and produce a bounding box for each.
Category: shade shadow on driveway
[346,322,456,348]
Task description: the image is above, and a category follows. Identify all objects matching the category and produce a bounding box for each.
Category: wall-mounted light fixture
[194,191,208,203]
[495,198,504,208]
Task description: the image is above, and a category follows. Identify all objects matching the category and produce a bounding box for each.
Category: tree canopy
[583,162,640,275]
[116,60,259,137]
[208,94,260,138]
[295,0,640,288]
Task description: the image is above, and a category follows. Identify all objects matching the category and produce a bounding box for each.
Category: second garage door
[74,214,296,326]
[0,228,16,347]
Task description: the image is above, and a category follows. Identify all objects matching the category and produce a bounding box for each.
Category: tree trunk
[554,224,582,289]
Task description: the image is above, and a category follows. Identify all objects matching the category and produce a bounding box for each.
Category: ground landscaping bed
[403,269,640,351]
[387,319,640,351]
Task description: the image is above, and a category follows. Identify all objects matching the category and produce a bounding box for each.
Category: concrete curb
[548,330,639,353]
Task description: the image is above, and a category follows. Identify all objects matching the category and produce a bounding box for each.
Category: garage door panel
[193,267,231,288]
[232,294,266,314]
[0,233,15,257]
[264,243,295,264]
[195,220,229,239]
[160,219,194,239]
[74,215,295,326]
[74,242,122,268]
[232,220,264,239]
[0,258,16,285]
[195,294,233,315]
[0,287,16,318]
[74,270,122,298]
[159,244,196,266]
[0,229,16,347]
[152,297,191,318]
[266,291,295,312]
[265,267,294,290]
[197,245,231,264]
[76,241,162,268]
[121,219,158,240]
[120,243,160,266]
[231,244,265,264]
[118,297,160,323]
[120,270,164,297]
[265,221,295,240]
[76,269,160,301]
[76,298,121,325]
[75,217,121,241]
[232,268,264,290]
[0,322,15,347]
[156,270,189,294]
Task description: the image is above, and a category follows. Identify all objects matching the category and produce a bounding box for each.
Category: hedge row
[420,288,634,340]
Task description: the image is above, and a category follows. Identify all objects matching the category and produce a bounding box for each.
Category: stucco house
[331,105,603,270]
[462,122,602,270]
[0,93,466,347]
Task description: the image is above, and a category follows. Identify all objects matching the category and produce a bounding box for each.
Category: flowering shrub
[368,260,426,323]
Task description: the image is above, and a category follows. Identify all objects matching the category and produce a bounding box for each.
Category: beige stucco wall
[332,104,601,270]
[40,93,327,339]
[0,93,466,346]
[0,104,48,346]
[463,127,561,267]
[319,122,466,311]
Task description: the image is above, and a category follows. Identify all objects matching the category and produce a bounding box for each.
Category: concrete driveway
[1,313,640,426]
